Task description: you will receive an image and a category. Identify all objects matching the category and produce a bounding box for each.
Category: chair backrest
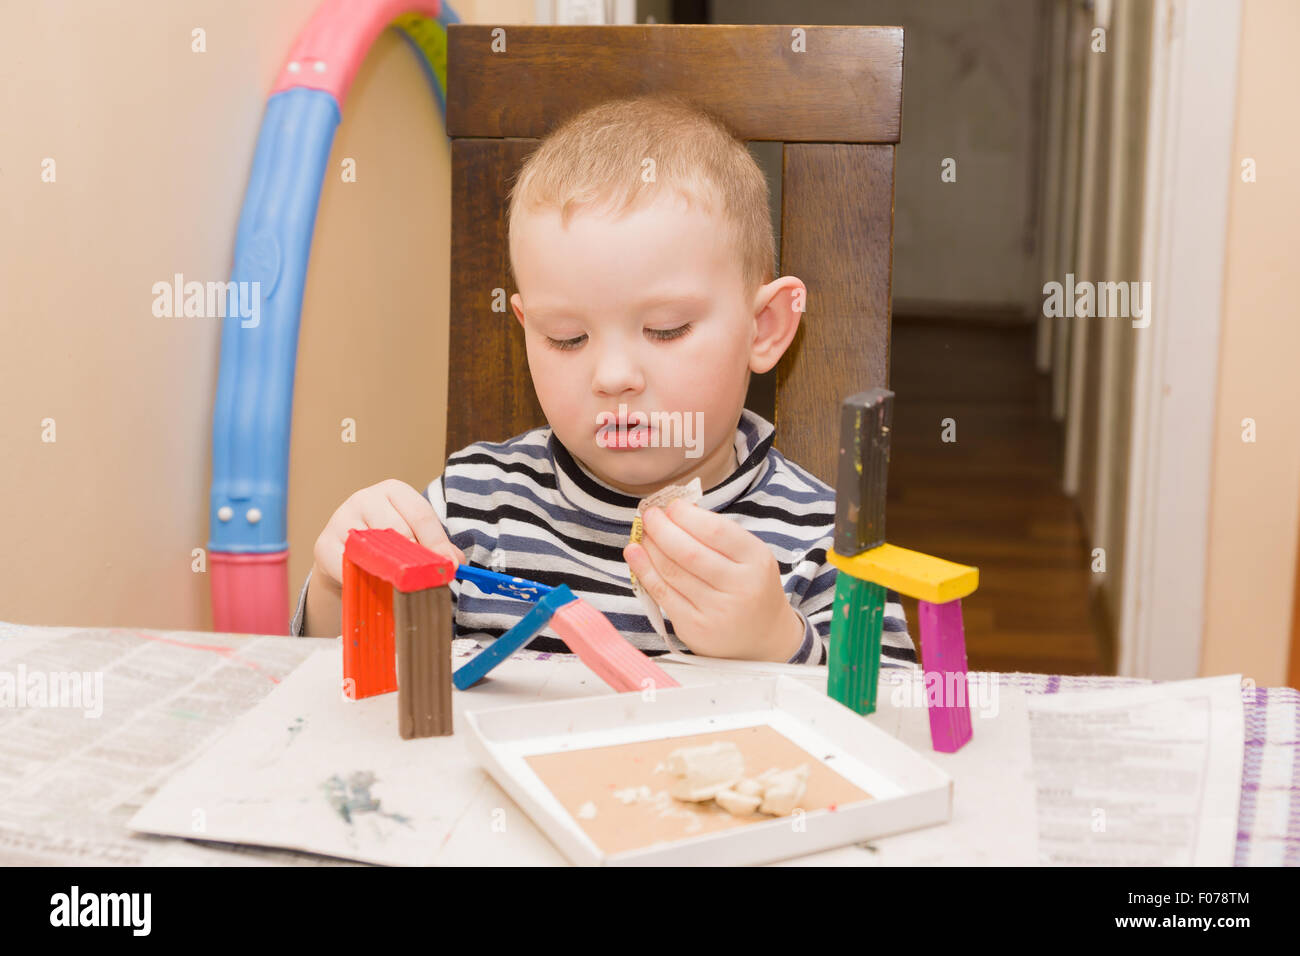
[445,24,902,485]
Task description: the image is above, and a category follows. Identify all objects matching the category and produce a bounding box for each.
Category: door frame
[1119,0,1242,679]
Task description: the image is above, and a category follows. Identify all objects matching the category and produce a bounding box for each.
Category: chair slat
[776,144,895,484]
[447,25,903,143]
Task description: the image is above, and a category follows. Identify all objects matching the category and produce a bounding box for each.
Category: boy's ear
[510,293,526,328]
[749,276,806,374]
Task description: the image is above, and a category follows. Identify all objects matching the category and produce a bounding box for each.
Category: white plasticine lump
[715,788,762,816]
[758,765,810,816]
[665,741,744,789]
[612,785,655,805]
[664,744,809,818]
[670,780,735,802]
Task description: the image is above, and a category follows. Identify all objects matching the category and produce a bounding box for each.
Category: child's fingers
[625,542,696,624]
[315,532,348,587]
[630,533,712,615]
[344,503,409,562]
[641,505,737,585]
[384,480,464,564]
[660,500,759,566]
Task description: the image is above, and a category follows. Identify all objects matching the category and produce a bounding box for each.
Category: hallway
[887,319,1108,675]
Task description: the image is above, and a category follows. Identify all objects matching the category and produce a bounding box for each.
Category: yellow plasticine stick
[628,515,644,586]
[827,543,979,604]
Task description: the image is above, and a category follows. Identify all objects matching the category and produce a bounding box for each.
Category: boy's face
[510,191,802,498]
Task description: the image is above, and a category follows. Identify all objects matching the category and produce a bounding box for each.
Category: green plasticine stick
[828,574,885,715]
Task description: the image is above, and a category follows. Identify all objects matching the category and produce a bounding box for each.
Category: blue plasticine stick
[453,584,576,690]
[454,564,553,602]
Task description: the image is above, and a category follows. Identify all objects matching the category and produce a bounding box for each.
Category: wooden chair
[444,24,903,485]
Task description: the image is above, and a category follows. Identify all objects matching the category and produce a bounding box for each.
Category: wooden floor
[887,318,1108,675]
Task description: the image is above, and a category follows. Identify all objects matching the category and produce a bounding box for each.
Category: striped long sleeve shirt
[292,409,917,667]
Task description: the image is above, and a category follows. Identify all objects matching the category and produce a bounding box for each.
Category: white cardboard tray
[464,675,953,866]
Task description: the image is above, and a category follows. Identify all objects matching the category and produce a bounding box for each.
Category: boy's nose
[591,348,645,397]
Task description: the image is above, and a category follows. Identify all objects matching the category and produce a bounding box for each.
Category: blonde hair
[506,94,775,297]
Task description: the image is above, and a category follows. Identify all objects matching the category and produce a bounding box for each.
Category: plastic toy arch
[208,0,458,635]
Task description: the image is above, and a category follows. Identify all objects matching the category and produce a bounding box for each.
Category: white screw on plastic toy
[313,61,327,72]
[287,61,301,73]
[217,506,233,522]
[246,508,262,524]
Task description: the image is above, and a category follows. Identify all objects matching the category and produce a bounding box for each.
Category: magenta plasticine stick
[917,598,974,753]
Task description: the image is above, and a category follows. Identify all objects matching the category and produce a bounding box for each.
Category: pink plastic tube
[270,0,444,108]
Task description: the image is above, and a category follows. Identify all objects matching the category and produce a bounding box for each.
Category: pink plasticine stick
[549,599,679,693]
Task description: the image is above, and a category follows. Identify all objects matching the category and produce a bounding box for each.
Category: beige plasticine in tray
[525,725,873,856]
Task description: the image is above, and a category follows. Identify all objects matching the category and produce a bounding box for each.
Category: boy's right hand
[311,479,465,591]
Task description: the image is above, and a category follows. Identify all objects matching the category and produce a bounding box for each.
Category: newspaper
[0,625,347,866]
[1027,675,1243,866]
[128,647,607,866]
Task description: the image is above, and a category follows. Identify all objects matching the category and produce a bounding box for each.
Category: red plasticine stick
[341,528,455,701]
[548,599,679,693]
[341,552,397,699]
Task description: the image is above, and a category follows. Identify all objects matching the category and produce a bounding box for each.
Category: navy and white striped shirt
[293,409,916,667]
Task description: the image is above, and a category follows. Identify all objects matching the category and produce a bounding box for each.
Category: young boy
[293,94,916,668]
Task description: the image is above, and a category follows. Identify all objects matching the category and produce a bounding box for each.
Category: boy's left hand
[623,499,806,661]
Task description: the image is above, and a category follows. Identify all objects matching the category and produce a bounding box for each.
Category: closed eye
[545,334,587,351]
[646,323,693,342]
[544,323,693,351]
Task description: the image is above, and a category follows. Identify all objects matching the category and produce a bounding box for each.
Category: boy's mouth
[595,422,653,449]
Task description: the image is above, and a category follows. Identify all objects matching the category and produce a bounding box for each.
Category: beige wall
[1202,0,1300,684]
[0,0,532,631]
[713,0,1049,316]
